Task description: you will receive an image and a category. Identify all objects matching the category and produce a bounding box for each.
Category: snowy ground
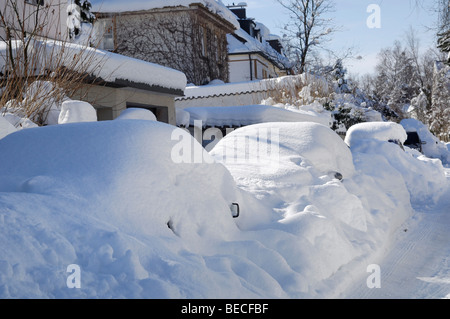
[0,114,448,299]
[343,168,450,299]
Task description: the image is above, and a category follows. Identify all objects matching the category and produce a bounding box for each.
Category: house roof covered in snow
[92,0,240,30]
[183,104,331,128]
[177,75,301,101]
[227,25,292,70]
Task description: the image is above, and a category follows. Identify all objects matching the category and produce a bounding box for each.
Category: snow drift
[0,120,446,298]
[345,121,447,204]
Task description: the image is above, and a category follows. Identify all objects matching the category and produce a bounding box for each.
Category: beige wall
[228,53,286,83]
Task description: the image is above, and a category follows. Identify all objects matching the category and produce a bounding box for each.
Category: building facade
[0,0,71,41]
[227,4,293,83]
[94,3,237,86]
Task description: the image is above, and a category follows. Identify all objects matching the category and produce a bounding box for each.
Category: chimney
[227,2,247,20]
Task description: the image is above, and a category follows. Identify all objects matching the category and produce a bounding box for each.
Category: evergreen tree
[74,0,94,23]
[67,0,94,41]
[332,59,350,94]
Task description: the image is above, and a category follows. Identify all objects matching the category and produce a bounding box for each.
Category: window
[200,26,207,57]
[101,19,115,51]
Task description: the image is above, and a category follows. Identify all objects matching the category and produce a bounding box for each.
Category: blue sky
[239,0,439,75]
[90,0,439,76]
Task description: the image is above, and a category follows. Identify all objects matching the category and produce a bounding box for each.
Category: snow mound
[58,100,97,124]
[0,120,282,298]
[210,122,372,289]
[115,108,157,121]
[344,121,407,148]
[0,121,240,241]
[0,120,446,298]
[1,113,38,130]
[347,121,447,205]
[0,116,17,139]
[210,122,364,233]
[211,122,355,180]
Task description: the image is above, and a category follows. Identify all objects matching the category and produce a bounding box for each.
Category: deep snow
[0,119,447,299]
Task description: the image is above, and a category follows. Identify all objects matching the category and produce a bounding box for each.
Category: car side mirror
[230,203,240,218]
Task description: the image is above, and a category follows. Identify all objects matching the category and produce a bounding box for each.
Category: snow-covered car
[401,118,450,165]
[211,121,356,183]
[344,121,408,150]
[345,121,447,204]
[404,131,426,153]
[0,120,249,242]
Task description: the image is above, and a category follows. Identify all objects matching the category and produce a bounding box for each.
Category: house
[92,1,239,86]
[226,3,293,83]
[0,0,71,41]
[0,1,186,126]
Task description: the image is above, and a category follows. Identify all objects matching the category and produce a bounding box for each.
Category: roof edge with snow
[93,1,240,30]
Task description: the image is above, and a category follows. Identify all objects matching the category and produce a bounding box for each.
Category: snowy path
[343,168,450,299]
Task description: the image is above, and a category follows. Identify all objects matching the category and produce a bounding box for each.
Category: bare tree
[277,0,336,74]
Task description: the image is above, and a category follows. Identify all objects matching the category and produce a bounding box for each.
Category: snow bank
[115,108,157,121]
[58,100,97,124]
[210,121,446,296]
[0,116,16,139]
[209,122,371,289]
[0,118,446,298]
[0,121,277,298]
[92,0,240,29]
[344,121,407,148]
[346,122,447,204]
[184,104,331,127]
[210,122,358,225]
[400,118,450,165]
[0,121,241,241]
[0,113,38,130]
